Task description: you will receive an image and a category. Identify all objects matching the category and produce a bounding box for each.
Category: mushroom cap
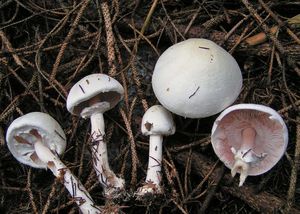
[211,104,288,176]
[67,73,124,116]
[6,112,66,169]
[141,105,176,136]
[152,38,242,118]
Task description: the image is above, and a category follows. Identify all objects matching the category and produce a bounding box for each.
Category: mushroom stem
[90,112,125,197]
[136,135,163,196]
[231,127,258,186]
[34,137,100,214]
[231,159,250,187]
[240,127,256,151]
[146,135,163,186]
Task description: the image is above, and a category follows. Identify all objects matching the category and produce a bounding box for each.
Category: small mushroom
[6,112,100,214]
[152,38,242,118]
[211,104,288,186]
[135,105,175,198]
[67,73,125,198]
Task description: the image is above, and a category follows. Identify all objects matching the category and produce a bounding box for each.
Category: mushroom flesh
[6,112,100,213]
[67,73,125,198]
[152,38,242,118]
[135,105,175,197]
[211,104,288,186]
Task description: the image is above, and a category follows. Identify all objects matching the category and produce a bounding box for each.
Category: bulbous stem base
[135,135,163,198]
[231,128,267,186]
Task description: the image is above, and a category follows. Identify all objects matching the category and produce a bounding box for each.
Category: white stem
[90,112,124,196]
[135,135,163,197]
[145,135,163,186]
[34,140,100,214]
[240,127,256,151]
[231,127,257,187]
[231,159,249,187]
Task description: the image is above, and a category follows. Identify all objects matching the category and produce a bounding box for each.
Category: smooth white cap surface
[211,104,288,176]
[152,38,243,118]
[67,73,124,116]
[141,105,175,136]
[6,112,66,169]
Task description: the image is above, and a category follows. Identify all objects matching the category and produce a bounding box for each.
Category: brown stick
[198,165,225,214]
[0,30,24,68]
[175,151,300,213]
[241,0,300,76]
[245,25,279,46]
[120,107,138,187]
[120,18,300,58]
[258,0,300,46]
[50,0,90,81]
[283,117,300,213]
[26,169,38,214]
[101,1,117,76]
[0,127,5,146]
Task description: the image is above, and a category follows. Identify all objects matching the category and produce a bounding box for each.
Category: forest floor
[0,1,299,213]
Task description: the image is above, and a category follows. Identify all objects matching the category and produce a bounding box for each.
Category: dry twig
[283,117,300,213]
[175,152,300,213]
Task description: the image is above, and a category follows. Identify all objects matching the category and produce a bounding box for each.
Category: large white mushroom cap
[211,104,288,176]
[152,38,243,118]
[141,105,175,136]
[6,112,66,169]
[67,73,124,116]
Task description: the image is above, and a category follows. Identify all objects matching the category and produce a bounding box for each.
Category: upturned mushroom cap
[67,73,124,117]
[152,38,242,118]
[211,104,288,176]
[141,105,175,136]
[6,112,66,169]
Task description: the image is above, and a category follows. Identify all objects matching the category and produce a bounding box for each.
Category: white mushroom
[6,112,100,214]
[211,104,289,186]
[135,105,175,197]
[67,73,125,198]
[152,38,243,118]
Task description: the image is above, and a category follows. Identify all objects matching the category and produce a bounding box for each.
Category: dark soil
[0,1,299,213]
